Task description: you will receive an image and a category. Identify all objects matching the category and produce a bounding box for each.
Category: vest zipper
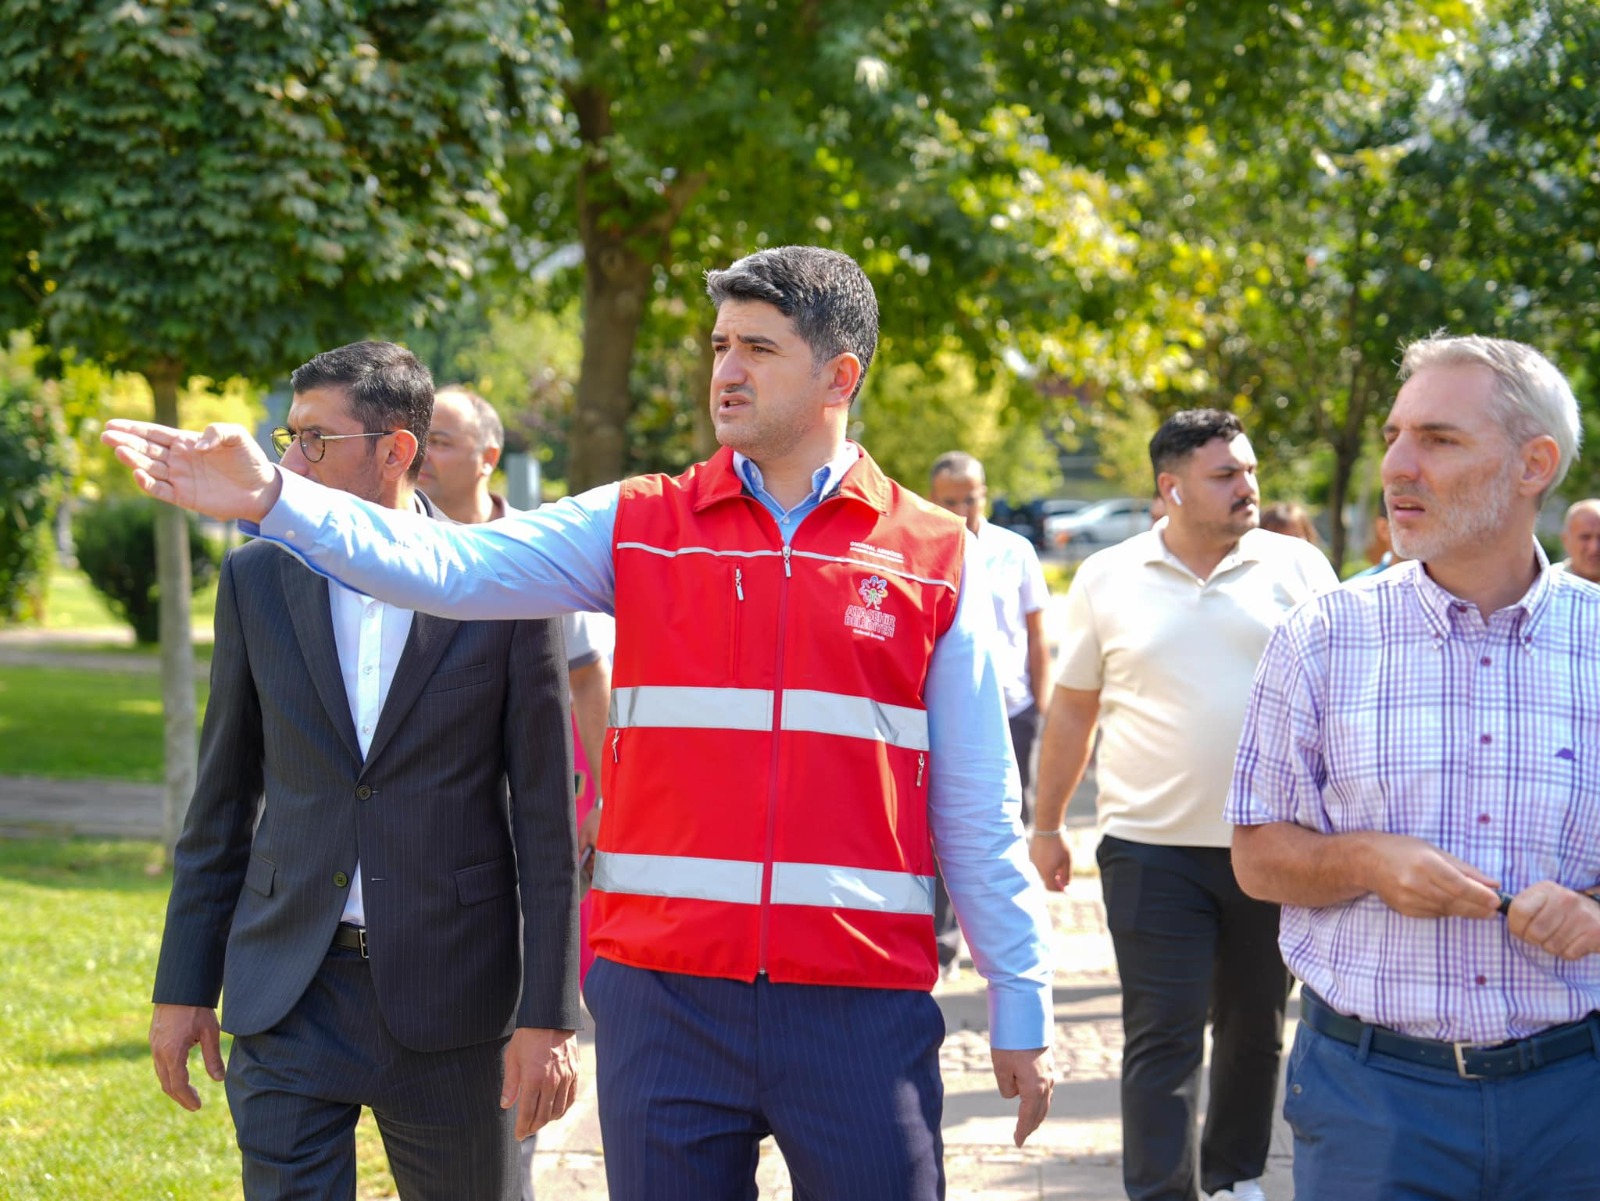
[611,729,620,763]
[759,540,793,974]
[730,566,745,679]
[917,752,925,787]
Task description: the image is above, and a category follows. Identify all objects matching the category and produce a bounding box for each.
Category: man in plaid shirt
[1229,333,1600,1201]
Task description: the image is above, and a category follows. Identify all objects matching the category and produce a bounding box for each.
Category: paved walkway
[0,616,1299,1198]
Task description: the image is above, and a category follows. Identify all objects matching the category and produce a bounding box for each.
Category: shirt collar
[733,443,861,506]
[1140,521,1267,579]
[1405,539,1555,643]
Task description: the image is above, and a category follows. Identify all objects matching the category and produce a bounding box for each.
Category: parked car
[1045,497,1153,552]
[1001,497,1089,548]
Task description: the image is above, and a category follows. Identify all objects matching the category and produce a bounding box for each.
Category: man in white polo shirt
[928,451,1051,979]
[1030,410,1337,1201]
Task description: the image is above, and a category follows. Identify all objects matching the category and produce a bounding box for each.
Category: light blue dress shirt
[252,449,1053,1048]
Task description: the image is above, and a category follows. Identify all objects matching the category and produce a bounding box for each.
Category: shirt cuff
[247,466,334,544]
[988,979,1054,1050]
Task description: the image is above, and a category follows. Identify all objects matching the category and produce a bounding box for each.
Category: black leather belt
[331,923,368,959]
[1301,987,1599,1080]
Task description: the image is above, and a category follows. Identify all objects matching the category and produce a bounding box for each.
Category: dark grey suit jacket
[153,511,579,1053]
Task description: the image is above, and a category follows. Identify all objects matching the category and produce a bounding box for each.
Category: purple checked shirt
[1227,550,1600,1042]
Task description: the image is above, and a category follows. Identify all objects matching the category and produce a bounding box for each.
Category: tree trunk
[567,227,654,492]
[1326,440,1354,573]
[564,77,708,491]
[689,332,717,462]
[150,363,197,863]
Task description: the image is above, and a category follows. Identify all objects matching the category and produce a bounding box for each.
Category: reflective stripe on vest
[610,684,929,752]
[593,851,935,916]
[616,540,958,592]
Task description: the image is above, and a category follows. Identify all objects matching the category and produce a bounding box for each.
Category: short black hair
[1148,409,1245,488]
[290,341,434,479]
[705,246,878,404]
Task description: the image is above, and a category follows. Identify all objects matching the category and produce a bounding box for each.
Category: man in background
[1558,497,1600,583]
[1031,409,1338,1201]
[928,450,1050,978]
[419,383,614,1201]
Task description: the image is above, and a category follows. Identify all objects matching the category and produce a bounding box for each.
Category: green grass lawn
[0,668,210,782]
[0,839,395,1199]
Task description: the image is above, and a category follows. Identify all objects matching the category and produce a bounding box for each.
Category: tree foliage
[499,0,1414,489]
[0,0,556,377]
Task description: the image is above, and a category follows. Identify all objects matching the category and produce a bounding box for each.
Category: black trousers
[1097,835,1289,1201]
[934,702,1043,967]
[226,944,517,1201]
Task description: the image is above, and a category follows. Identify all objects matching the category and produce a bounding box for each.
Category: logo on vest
[845,575,897,640]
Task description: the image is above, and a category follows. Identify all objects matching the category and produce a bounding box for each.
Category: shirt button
[1478,813,1491,824]
[362,665,373,675]
[1480,733,1492,745]
[284,529,297,539]
[1480,657,1491,667]
[1475,975,1487,986]
[362,724,372,735]
[333,871,349,888]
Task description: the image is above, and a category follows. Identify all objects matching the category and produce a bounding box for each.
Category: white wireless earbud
[1171,488,1183,507]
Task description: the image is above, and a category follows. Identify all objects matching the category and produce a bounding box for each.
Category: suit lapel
[359,495,460,775]
[281,556,363,764]
[359,609,460,774]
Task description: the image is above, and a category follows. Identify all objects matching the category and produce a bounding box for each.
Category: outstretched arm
[104,420,283,522]
[106,420,620,622]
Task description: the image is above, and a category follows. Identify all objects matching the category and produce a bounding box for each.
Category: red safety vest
[593,445,966,989]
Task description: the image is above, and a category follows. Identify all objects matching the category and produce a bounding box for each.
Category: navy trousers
[1286,1020,1600,1200]
[584,957,946,1201]
[225,944,517,1201]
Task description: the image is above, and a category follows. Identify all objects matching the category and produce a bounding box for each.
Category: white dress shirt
[329,579,413,926]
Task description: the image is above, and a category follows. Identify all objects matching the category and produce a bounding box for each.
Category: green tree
[0,0,554,854]
[506,0,1410,490]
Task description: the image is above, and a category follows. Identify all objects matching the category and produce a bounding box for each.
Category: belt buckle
[1452,1041,1483,1080]
[357,927,368,959]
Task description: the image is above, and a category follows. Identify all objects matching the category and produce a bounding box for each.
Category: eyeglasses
[271,427,394,463]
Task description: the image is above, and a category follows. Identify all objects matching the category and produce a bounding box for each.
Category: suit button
[333,871,349,888]
[355,785,372,800]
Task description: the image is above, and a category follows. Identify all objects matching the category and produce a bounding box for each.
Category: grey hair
[930,450,984,485]
[1398,333,1580,495]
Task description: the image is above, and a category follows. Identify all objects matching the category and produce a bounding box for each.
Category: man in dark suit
[146,341,580,1200]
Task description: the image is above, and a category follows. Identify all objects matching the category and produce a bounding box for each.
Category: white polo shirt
[1056,524,1338,847]
[975,520,1050,717]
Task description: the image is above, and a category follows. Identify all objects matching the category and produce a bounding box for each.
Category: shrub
[72,499,220,643]
[0,349,69,622]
